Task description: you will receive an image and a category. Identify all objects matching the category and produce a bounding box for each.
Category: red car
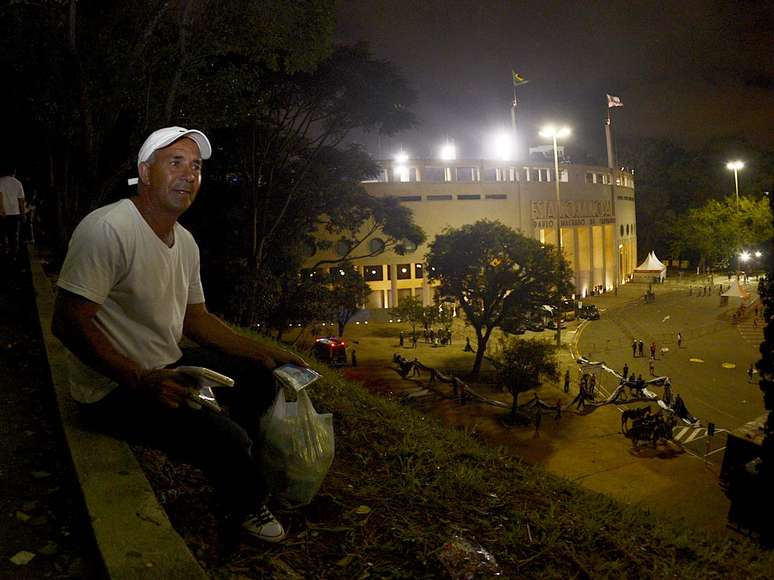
[313,336,348,366]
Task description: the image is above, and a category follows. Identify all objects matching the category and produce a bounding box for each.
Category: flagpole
[605,106,615,169]
[511,83,518,159]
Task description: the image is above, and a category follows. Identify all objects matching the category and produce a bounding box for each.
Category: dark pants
[0,215,21,256]
[78,347,279,520]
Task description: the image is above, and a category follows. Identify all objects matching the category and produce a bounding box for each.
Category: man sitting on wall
[52,126,305,543]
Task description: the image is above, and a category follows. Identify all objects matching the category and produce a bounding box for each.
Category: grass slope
[138,353,773,579]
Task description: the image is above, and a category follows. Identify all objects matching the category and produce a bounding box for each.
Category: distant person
[464,336,473,352]
[677,332,682,349]
[650,341,657,360]
[563,368,570,393]
[747,363,754,383]
[638,340,644,357]
[0,167,26,259]
[399,331,404,347]
[622,362,629,381]
[351,349,357,367]
[649,359,656,376]
[632,339,637,357]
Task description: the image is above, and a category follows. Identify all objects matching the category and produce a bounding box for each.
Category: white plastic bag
[259,387,334,506]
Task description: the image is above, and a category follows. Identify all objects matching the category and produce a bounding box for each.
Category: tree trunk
[510,391,518,424]
[338,321,345,337]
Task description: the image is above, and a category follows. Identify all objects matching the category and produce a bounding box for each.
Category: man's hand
[136,369,200,409]
[254,346,308,370]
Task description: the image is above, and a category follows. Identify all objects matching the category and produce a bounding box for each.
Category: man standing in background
[0,167,26,259]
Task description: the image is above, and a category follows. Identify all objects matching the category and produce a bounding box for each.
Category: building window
[482,167,497,181]
[457,194,481,200]
[424,167,445,182]
[399,195,422,202]
[455,167,476,182]
[626,224,630,235]
[559,168,568,182]
[414,264,423,278]
[586,172,594,184]
[620,225,624,237]
[427,194,453,201]
[369,238,386,253]
[397,264,411,280]
[364,266,383,281]
[485,194,507,200]
[334,239,350,257]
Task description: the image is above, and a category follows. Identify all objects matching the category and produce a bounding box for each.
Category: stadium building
[311,154,637,310]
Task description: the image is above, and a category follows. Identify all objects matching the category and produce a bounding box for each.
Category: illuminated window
[414,264,424,278]
[397,264,411,280]
[363,265,384,281]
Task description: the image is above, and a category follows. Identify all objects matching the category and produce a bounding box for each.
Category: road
[575,278,765,438]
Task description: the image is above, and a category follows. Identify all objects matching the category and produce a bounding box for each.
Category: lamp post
[539,125,571,345]
[726,160,744,209]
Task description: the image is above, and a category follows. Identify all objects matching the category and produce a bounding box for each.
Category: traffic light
[708,422,716,437]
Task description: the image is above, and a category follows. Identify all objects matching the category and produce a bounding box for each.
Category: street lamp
[539,125,571,345]
[726,160,744,209]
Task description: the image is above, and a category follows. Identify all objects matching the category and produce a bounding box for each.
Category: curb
[30,252,209,580]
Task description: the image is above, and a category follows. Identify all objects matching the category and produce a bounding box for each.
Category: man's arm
[52,289,195,408]
[183,302,307,369]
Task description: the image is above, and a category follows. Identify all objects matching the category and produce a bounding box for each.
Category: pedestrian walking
[649,359,655,376]
[747,363,755,383]
[555,400,562,420]
[650,341,656,360]
[663,378,673,406]
[632,339,637,357]
[589,374,597,398]
[399,331,404,347]
[411,333,418,348]
[638,340,644,357]
[622,362,629,381]
[677,332,682,349]
[464,336,473,352]
[563,368,570,393]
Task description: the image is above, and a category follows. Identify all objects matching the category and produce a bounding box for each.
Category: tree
[488,337,559,424]
[669,196,773,268]
[0,1,338,248]
[390,296,424,343]
[325,265,370,337]
[426,220,573,376]
[187,44,424,325]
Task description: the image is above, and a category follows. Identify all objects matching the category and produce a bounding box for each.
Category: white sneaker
[241,506,286,543]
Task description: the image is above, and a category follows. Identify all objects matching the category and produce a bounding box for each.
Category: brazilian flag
[512,70,529,86]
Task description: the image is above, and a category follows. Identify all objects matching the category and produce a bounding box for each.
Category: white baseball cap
[128,126,212,185]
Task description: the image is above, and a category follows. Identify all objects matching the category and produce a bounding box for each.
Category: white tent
[633,251,667,281]
[721,279,750,299]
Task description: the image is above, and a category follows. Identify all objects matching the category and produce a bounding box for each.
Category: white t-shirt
[0,175,25,216]
[57,198,205,402]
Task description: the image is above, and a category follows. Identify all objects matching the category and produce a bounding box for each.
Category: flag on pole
[512,70,529,86]
[607,94,624,108]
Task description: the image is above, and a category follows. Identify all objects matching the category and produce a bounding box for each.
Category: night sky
[336,0,773,161]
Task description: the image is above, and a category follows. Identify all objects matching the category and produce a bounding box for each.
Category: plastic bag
[259,387,334,506]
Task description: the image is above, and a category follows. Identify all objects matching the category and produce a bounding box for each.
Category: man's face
[139,137,202,217]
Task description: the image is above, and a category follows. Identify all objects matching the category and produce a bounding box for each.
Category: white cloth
[57,199,205,402]
[0,175,25,215]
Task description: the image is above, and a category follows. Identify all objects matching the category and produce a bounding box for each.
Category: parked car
[578,305,600,320]
[313,336,348,366]
[525,319,545,332]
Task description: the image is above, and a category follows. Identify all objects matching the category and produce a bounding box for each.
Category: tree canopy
[426,220,573,375]
[488,337,559,424]
[669,196,772,268]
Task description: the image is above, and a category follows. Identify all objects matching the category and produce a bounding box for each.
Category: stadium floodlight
[439,141,457,161]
